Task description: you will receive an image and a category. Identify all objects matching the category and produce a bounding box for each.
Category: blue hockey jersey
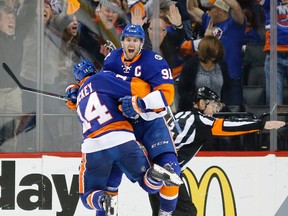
[103,48,175,106]
[76,70,151,153]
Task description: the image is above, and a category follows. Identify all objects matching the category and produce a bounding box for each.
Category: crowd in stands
[0,0,287,152]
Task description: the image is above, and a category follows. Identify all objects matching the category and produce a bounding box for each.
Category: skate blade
[153,164,183,186]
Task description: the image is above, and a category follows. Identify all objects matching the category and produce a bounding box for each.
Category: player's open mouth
[128,48,134,53]
[106,18,113,24]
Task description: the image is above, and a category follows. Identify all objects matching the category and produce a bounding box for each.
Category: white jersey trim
[140,110,167,121]
[143,90,166,109]
[81,131,136,153]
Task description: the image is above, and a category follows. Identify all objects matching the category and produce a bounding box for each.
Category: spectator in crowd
[19,1,60,150]
[70,0,144,69]
[241,3,266,87]
[145,0,177,23]
[20,0,59,101]
[92,0,123,45]
[177,0,206,39]
[242,6,263,45]
[177,35,230,112]
[257,0,288,105]
[145,0,189,35]
[120,0,145,23]
[250,0,266,41]
[64,0,146,69]
[186,0,246,109]
[0,0,36,151]
[238,0,266,41]
[54,14,82,86]
[143,4,187,79]
[177,19,215,58]
[20,0,85,151]
[158,0,179,31]
[54,8,99,87]
[76,0,122,69]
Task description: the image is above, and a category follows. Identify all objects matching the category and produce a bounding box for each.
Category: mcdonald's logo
[182,166,237,216]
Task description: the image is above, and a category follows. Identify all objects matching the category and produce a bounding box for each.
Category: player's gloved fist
[118,96,146,118]
[65,83,79,103]
[65,84,79,110]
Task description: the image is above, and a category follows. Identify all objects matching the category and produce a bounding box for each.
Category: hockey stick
[3,63,182,132]
[2,63,68,101]
[167,106,182,133]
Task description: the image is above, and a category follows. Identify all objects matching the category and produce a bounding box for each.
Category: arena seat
[244,104,269,118]
[242,43,266,86]
[243,86,266,106]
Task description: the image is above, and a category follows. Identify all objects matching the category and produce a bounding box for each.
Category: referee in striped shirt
[149,86,285,216]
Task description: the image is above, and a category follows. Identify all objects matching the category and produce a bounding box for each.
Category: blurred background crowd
[0,0,287,152]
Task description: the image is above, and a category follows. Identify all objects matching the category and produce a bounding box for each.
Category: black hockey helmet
[197,86,221,103]
[197,87,224,112]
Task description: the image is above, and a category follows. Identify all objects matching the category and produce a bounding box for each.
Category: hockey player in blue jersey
[66,60,183,216]
[102,24,182,216]
[66,24,182,215]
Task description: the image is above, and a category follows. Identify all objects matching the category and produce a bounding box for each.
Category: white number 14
[77,92,112,133]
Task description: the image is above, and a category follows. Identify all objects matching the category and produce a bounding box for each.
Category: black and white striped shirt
[166,109,264,168]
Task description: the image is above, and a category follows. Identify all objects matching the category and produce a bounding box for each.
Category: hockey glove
[65,84,79,110]
[118,96,146,118]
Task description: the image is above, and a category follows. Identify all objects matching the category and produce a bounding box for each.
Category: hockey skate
[148,164,183,186]
[102,193,118,216]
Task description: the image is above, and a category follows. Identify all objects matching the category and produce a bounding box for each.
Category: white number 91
[161,68,173,80]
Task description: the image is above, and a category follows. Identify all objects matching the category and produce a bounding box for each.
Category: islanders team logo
[122,63,132,73]
[278,14,288,27]
[213,27,223,39]
[155,54,163,60]
[277,5,288,27]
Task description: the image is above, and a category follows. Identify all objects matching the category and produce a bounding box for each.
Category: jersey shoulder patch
[154,54,163,60]
[142,49,164,62]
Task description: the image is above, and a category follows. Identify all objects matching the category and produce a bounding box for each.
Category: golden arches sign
[183,166,237,216]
